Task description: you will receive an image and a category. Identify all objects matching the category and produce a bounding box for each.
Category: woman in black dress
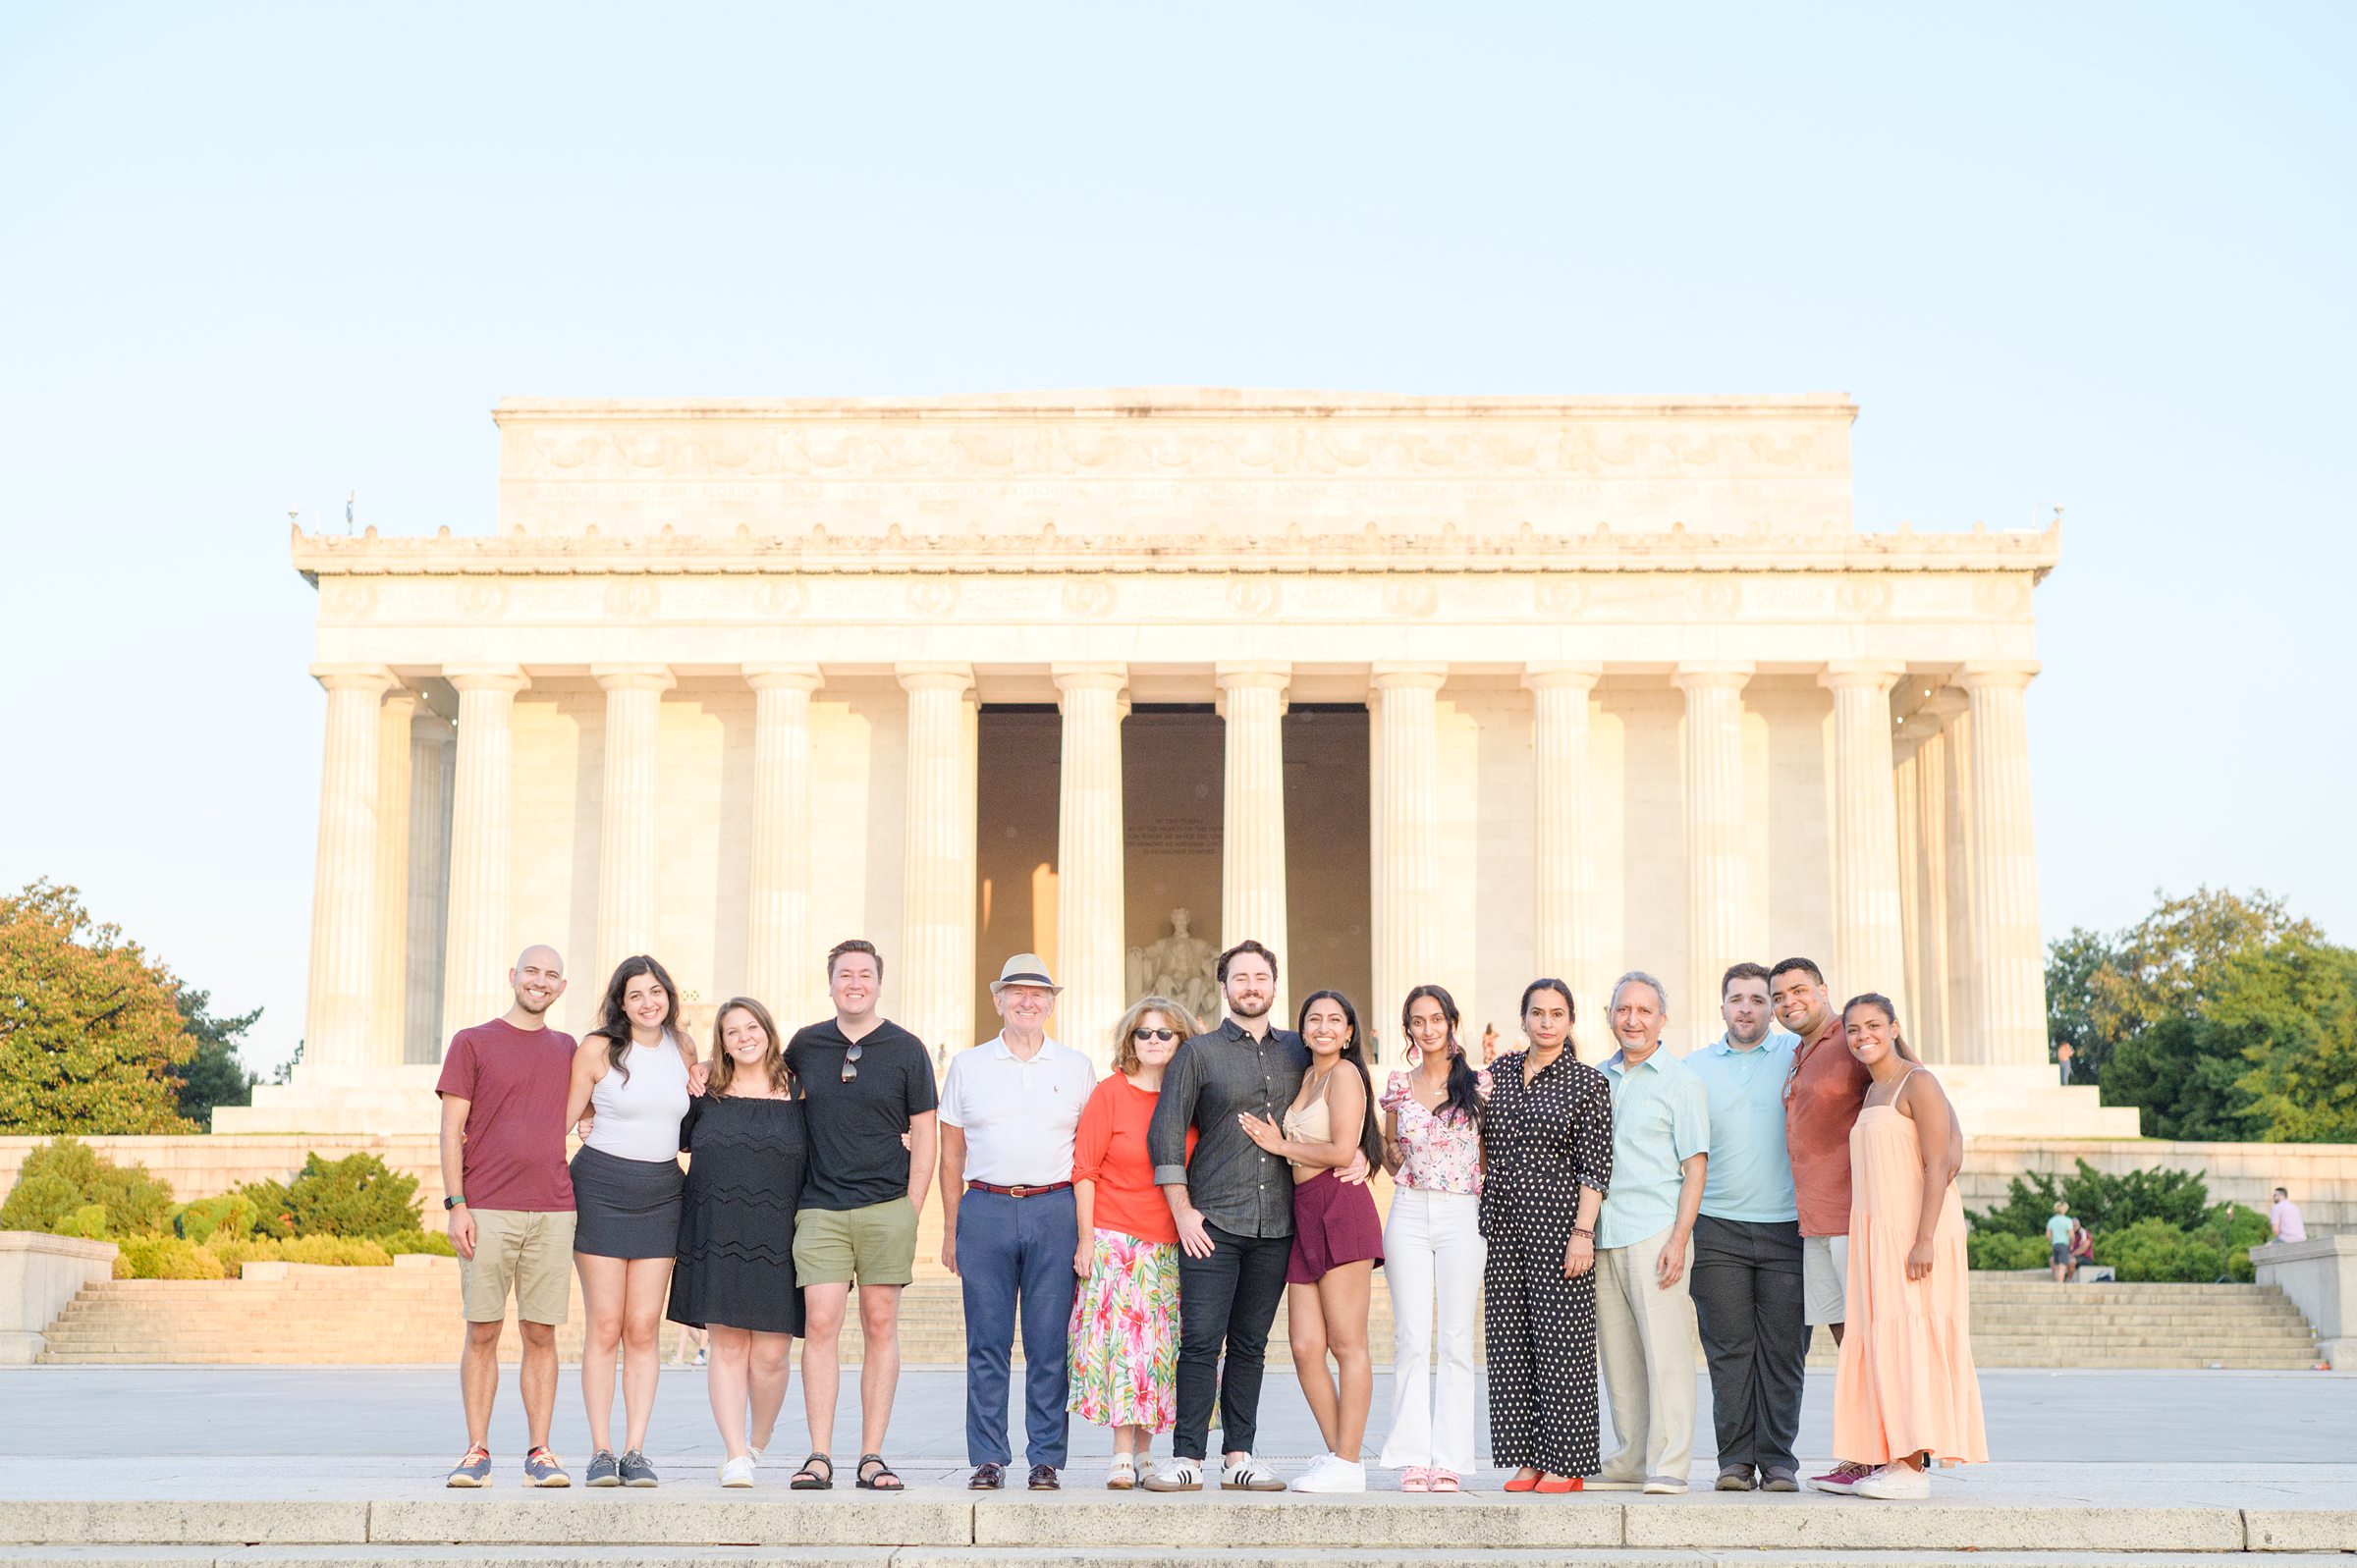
[1480,977,1614,1492]
[670,996,807,1488]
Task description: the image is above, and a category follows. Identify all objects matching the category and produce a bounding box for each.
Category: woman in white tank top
[564,955,697,1487]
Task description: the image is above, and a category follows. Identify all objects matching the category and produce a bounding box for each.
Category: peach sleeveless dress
[1830,1069,1988,1466]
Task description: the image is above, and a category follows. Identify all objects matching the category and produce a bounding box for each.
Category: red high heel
[1533,1475,1583,1493]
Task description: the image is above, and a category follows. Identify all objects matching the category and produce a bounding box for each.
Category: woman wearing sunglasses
[1066,994,1203,1489]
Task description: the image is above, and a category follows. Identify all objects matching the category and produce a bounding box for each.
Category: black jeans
[1688,1215,1807,1475]
[1173,1222,1291,1461]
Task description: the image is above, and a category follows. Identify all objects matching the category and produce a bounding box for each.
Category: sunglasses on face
[841,1042,864,1083]
[1132,1028,1178,1042]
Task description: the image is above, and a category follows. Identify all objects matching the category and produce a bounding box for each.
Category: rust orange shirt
[1783,1016,1872,1237]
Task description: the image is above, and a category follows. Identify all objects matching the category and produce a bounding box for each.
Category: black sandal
[855,1453,904,1491]
[789,1453,833,1490]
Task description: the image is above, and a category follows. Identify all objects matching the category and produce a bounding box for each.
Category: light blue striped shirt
[1686,1029,1801,1223]
[1596,1046,1711,1250]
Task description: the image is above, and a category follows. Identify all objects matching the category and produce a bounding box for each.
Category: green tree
[2210,935,2357,1143]
[171,986,260,1124]
[2044,925,2111,1072]
[0,883,196,1134]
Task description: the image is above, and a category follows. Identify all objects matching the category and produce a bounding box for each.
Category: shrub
[55,1203,111,1240]
[1968,1231,2051,1271]
[1969,1159,2213,1237]
[113,1237,227,1280]
[382,1229,458,1258]
[173,1193,256,1244]
[0,1137,175,1236]
[234,1153,420,1239]
[200,1233,395,1271]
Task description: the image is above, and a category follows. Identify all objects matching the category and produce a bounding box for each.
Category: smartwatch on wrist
[444,1195,466,1211]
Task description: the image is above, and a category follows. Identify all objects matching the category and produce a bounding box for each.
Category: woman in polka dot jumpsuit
[1480,977,1614,1490]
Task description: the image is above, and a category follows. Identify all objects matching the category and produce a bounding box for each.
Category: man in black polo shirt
[782,938,938,1492]
[1144,939,1342,1492]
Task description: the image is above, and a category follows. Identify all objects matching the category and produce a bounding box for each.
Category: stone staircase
[34,1255,2323,1369]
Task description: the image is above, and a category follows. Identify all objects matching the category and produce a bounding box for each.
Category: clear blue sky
[4,4,2350,1075]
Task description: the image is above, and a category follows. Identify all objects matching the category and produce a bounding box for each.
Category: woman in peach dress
[1821,993,1986,1500]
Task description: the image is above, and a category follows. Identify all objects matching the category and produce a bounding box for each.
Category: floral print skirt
[1068,1225,1180,1434]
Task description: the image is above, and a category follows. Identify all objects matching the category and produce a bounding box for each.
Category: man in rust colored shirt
[1772,955,1874,1491]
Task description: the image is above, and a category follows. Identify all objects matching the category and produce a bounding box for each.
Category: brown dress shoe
[1027,1463,1061,1490]
[968,1462,1005,1489]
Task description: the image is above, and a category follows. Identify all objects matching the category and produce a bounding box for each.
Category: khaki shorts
[794,1197,917,1287]
[460,1208,576,1325]
[1803,1232,1849,1326]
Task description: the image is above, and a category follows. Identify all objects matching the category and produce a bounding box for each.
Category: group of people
[433,934,1987,1499]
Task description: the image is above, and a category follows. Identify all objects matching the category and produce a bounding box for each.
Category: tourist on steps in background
[1591,971,1710,1495]
[2271,1187,2307,1244]
[1481,978,1614,1494]
[1376,984,1490,1494]
[2048,1201,2076,1283]
[1772,954,1875,1493]
[1686,962,1806,1492]
[1239,989,1387,1493]
[436,944,578,1490]
[667,996,807,1488]
[939,953,1097,1493]
[1069,996,1202,1489]
[1821,994,1986,1500]
[565,954,695,1487]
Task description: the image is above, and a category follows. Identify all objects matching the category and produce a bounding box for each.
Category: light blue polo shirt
[1686,1029,1801,1223]
[1597,1046,1711,1250]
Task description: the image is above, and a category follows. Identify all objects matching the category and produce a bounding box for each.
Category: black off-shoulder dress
[667,1093,808,1336]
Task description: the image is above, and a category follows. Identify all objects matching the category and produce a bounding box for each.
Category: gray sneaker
[620,1449,659,1487]
[585,1449,621,1487]
[445,1446,492,1487]
[1761,1466,1800,1492]
[522,1447,570,1487]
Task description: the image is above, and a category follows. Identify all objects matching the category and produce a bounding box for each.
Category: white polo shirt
[939,1034,1098,1186]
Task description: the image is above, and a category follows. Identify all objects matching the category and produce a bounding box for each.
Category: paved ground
[3,1365,2349,1472]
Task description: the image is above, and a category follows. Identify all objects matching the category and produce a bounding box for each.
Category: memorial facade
[219,391,2134,1137]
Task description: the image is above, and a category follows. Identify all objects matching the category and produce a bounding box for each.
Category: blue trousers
[957,1186,1078,1467]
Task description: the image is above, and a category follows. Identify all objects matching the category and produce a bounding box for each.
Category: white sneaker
[1220,1454,1286,1492]
[1141,1456,1204,1492]
[718,1455,756,1488]
[1853,1463,1931,1500]
[1291,1455,1366,1493]
[1642,1475,1687,1495]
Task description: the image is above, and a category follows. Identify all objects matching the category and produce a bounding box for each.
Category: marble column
[1371,665,1447,1033]
[1822,662,1908,1027]
[1217,662,1290,1018]
[1957,661,2047,1068]
[405,709,455,1064]
[440,666,526,1049]
[1055,663,1128,1069]
[1525,664,1602,1012]
[304,665,395,1073]
[369,690,418,1070]
[1674,663,1752,1053]
[744,665,822,1027]
[592,665,674,980]
[899,663,978,1056]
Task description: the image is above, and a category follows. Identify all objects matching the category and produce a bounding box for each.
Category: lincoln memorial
[219,391,2133,1139]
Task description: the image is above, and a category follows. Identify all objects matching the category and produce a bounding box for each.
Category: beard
[1727,1018,1768,1047]
[514,990,555,1015]
[1229,991,1272,1020]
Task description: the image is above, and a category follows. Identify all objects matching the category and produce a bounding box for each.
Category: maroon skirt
[1287,1169,1386,1283]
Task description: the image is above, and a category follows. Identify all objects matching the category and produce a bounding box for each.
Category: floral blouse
[1381,1068,1493,1195]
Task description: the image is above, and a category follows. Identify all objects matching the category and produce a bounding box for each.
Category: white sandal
[1106,1453,1138,1490]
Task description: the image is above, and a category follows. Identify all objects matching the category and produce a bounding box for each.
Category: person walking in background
[436,945,577,1489]
[2271,1187,2308,1243]
[1069,996,1202,1489]
[1481,978,1614,1494]
[939,954,1097,1492]
[1377,983,1489,1493]
[1686,961,1806,1492]
[782,939,938,1494]
[1772,954,1874,1493]
[566,955,696,1487]
[669,997,806,1487]
[1591,971,1709,1495]
[1144,940,1318,1494]
[2046,1201,2075,1283]
[1824,994,1985,1500]
[1239,989,1386,1493]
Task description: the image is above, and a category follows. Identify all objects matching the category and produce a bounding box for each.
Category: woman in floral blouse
[1068,995,1200,1489]
[1376,983,1490,1492]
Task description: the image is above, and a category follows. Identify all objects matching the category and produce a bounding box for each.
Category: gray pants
[1688,1215,1806,1476]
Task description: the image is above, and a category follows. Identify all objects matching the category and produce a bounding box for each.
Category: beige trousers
[1595,1224,1698,1484]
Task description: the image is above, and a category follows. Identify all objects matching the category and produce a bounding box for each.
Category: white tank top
[583,1035,691,1162]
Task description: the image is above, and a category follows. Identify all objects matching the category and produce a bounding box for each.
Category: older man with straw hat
[938,952,1100,1490]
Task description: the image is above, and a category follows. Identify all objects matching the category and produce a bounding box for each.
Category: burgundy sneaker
[1810,1462,1873,1495]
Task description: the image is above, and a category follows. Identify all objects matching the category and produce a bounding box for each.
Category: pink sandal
[1430,1469,1460,1492]
[1398,1465,1431,1492]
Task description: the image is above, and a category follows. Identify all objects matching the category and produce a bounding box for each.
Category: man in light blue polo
[1591,971,1710,1494]
[1684,961,1804,1492]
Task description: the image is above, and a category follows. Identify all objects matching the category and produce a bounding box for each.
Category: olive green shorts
[460,1208,576,1325]
[793,1197,917,1287]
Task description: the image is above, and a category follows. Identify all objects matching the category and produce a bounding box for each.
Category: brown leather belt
[966,1179,1073,1198]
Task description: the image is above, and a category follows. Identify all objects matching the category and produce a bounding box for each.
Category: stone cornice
[494,390,1859,422]
[291,521,2060,584]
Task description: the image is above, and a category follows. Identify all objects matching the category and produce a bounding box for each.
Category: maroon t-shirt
[435,1017,578,1212]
